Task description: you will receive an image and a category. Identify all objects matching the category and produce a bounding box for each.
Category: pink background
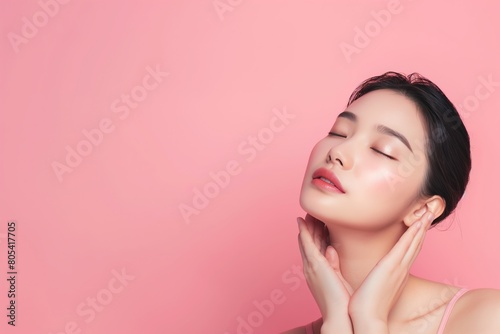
[1,1,499,333]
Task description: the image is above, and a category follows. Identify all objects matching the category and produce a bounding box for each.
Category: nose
[327,144,352,169]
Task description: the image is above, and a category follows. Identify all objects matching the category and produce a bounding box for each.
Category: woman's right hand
[297,214,353,333]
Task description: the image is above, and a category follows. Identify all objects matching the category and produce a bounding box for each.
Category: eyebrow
[337,111,413,152]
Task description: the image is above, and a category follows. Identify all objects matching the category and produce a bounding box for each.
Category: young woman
[283,72,500,334]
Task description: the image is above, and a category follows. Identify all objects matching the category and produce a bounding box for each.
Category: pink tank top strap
[436,287,469,334]
[305,321,314,334]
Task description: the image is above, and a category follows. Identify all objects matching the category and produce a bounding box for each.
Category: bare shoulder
[446,288,500,333]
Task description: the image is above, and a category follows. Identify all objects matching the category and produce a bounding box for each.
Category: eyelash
[327,132,396,160]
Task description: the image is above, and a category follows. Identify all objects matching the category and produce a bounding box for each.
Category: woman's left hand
[348,211,435,330]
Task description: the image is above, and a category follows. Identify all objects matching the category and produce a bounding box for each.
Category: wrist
[321,317,353,334]
[348,305,388,333]
[350,317,388,334]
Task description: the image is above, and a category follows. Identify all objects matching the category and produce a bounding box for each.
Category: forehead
[342,89,427,145]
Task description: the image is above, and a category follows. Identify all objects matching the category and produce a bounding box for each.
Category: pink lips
[312,167,345,193]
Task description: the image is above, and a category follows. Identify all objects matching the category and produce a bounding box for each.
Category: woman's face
[299,89,429,230]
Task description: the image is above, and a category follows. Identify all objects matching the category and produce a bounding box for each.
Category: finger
[326,246,354,295]
[313,220,326,254]
[297,231,306,262]
[305,215,325,254]
[384,218,422,264]
[301,216,333,254]
[297,219,308,264]
[307,215,322,250]
[402,221,425,265]
[312,218,321,249]
[297,216,314,244]
[302,215,313,236]
[406,213,434,265]
[298,217,323,262]
[325,245,340,271]
[402,212,433,265]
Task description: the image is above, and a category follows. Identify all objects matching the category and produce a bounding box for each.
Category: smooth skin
[286,213,500,334]
[298,212,433,334]
[282,89,500,333]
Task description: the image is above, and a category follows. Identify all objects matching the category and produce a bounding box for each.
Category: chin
[299,187,356,227]
[299,190,329,223]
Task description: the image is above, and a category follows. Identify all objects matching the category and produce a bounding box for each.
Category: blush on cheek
[364,166,406,195]
[379,168,408,193]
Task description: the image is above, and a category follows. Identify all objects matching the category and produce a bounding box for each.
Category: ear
[403,195,446,228]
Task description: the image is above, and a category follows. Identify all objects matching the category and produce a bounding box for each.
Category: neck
[327,222,407,291]
[326,222,432,324]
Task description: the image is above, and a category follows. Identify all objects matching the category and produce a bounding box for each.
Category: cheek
[359,161,407,196]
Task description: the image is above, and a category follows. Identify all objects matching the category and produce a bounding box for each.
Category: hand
[297,214,353,331]
[348,211,435,328]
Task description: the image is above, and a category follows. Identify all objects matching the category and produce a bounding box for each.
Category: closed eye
[328,132,346,138]
[328,132,396,160]
[372,148,396,160]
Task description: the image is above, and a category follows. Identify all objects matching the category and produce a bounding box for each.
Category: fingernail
[428,212,435,222]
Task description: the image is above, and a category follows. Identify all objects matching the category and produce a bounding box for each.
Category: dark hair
[347,71,471,227]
